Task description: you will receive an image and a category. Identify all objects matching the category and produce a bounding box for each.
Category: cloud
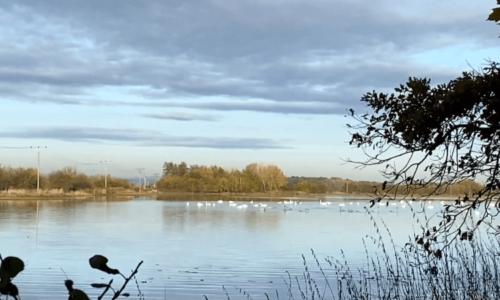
[143,112,218,122]
[0,0,497,114]
[0,127,286,149]
[139,100,346,115]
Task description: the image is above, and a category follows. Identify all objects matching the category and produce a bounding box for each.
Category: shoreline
[0,188,157,201]
[0,189,461,201]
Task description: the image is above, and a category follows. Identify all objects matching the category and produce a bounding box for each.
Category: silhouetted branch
[98,279,113,300]
[112,260,143,300]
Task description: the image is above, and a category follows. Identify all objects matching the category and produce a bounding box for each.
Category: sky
[1,0,500,181]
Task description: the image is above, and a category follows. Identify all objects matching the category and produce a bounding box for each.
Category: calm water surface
[0,196,452,299]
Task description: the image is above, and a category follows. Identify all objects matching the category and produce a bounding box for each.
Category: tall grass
[220,215,500,300]
[288,230,500,300]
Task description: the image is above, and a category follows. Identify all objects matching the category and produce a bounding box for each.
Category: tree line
[159,162,485,196]
[0,164,131,192]
[288,176,484,196]
[158,162,288,193]
[0,162,486,196]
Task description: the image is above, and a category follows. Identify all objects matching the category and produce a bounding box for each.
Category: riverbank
[156,191,459,201]
[0,188,157,200]
[0,188,460,201]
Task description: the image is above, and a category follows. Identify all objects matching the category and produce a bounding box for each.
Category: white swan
[259,203,268,207]
[218,200,223,203]
[186,202,190,206]
[197,202,203,207]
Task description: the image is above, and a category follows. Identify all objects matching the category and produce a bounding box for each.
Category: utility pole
[38,151,40,192]
[135,168,144,192]
[31,146,47,192]
[100,161,112,189]
[152,173,160,188]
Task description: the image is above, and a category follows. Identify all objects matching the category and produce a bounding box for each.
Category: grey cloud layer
[0,127,285,149]
[0,1,497,114]
[143,112,218,121]
[139,101,346,115]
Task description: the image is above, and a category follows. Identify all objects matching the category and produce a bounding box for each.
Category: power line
[45,148,100,166]
[1,146,156,182]
[0,146,33,149]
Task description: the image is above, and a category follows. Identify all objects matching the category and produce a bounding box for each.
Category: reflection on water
[0,197,459,299]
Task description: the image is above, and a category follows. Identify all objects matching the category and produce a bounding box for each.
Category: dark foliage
[347,61,500,253]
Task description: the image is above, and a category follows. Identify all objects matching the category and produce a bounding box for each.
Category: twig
[133,275,143,300]
[98,279,113,300]
[112,261,143,300]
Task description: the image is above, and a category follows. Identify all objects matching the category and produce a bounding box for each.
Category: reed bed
[219,214,500,300]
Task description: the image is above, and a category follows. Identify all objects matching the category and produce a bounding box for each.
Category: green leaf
[0,257,24,279]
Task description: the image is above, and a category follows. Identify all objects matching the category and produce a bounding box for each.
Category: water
[0,197,455,299]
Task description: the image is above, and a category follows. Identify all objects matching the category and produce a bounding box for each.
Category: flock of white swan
[186,200,269,209]
[183,199,489,215]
